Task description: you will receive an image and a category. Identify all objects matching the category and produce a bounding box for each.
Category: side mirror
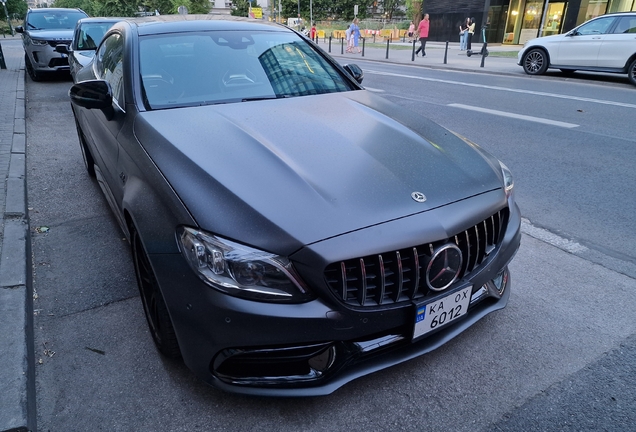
[69,80,114,119]
[343,64,364,84]
[56,45,70,55]
[15,26,24,34]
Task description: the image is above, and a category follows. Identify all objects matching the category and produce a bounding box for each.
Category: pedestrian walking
[310,23,317,41]
[408,21,415,41]
[459,18,468,50]
[351,18,361,53]
[414,14,430,57]
[345,25,353,52]
[467,17,475,51]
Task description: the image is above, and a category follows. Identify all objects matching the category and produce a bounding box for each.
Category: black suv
[15,8,88,81]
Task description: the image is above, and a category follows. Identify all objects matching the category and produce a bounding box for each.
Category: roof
[117,14,287,36]
[77,17,127,23]
[28,8,86,13]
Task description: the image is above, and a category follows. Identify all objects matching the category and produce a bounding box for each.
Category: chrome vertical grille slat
[359,258,367,305]
[324,208,509,308]
[378,254,386,305]
[394,251,403,302]
[412,247,420,299]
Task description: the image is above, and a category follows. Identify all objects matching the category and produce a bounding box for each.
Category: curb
[0,64,35,432]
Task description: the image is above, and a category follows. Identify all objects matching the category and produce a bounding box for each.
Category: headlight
[499,161,514,198]
[177,227,314,303]
[30,39,49,46]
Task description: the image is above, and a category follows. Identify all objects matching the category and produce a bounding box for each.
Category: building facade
[424,0,636,45]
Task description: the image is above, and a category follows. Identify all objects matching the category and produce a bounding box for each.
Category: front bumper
[150,199,521,396]
[27,46,70,72]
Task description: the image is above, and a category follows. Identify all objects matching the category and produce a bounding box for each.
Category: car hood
[134,90,504,254]
[27,29,74,40]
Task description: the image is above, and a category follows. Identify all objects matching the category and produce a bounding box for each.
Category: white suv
[518,12,636,86]
[15,8,88,81]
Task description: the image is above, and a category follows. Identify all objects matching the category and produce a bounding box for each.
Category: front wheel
[522,48,549,75]
[131,227,181,359]
[25,53,42,82]
[628,58,636,87]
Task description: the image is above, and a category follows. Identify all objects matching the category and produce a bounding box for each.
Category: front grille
[47,40,71,47]
[324,208,509,307]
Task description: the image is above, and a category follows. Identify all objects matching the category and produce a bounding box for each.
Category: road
[27,61,636,431]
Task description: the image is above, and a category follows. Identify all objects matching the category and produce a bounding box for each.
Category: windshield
[76,22,117,50]
[139,31,355,109]
[27,11,88,31]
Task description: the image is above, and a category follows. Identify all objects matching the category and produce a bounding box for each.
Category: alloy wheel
[523,49,547,75]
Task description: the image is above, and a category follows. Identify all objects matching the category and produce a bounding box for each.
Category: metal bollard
[0,43,6,69]
[341,37,344,54]
[362,38,365,57]
[328,36,332,53]
[444,41,449,64]
[385,38,390,59]
[411,39,416,61]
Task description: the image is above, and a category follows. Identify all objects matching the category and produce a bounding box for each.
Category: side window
[612,17,636,34]
[576,17,615,35]
[94,33,125,108]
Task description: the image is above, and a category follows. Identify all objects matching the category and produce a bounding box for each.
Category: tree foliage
[1,0,29,20]
[277,0,373,22]
[143,0,172,15]
[381,0,405,20]
[405,0,423,22]
[230,0,253,17]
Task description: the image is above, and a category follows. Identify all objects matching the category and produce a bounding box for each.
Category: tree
[231,0,253,17]
[50,0,100,16]
[96,0,139,17]
[142,0,172,15]
[2,0,28,20]
[406,0,422,23]
[279,0,372,22]
[381,0,405,20]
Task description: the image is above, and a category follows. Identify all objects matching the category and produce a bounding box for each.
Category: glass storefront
[542,2,567,35]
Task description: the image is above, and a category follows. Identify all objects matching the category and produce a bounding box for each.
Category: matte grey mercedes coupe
[69,15,521,396]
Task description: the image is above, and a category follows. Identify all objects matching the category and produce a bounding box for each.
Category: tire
[24,53,42,82]
[628,58,636,87]
[131,227,181,359]
[74,116,96,178]
[522,48,549,75]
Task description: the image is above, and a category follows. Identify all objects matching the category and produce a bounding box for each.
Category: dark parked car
[70,15,521,396]
[57,17,123,82]
[15,8,89,81]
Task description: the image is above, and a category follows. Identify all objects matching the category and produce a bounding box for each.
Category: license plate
[413,286,472,340]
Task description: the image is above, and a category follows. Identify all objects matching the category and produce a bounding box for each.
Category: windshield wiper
[241,95,290,102]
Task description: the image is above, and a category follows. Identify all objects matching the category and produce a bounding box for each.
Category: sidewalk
[0,35,33,432]
[0,34,519,432]
[325,40,522,76]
